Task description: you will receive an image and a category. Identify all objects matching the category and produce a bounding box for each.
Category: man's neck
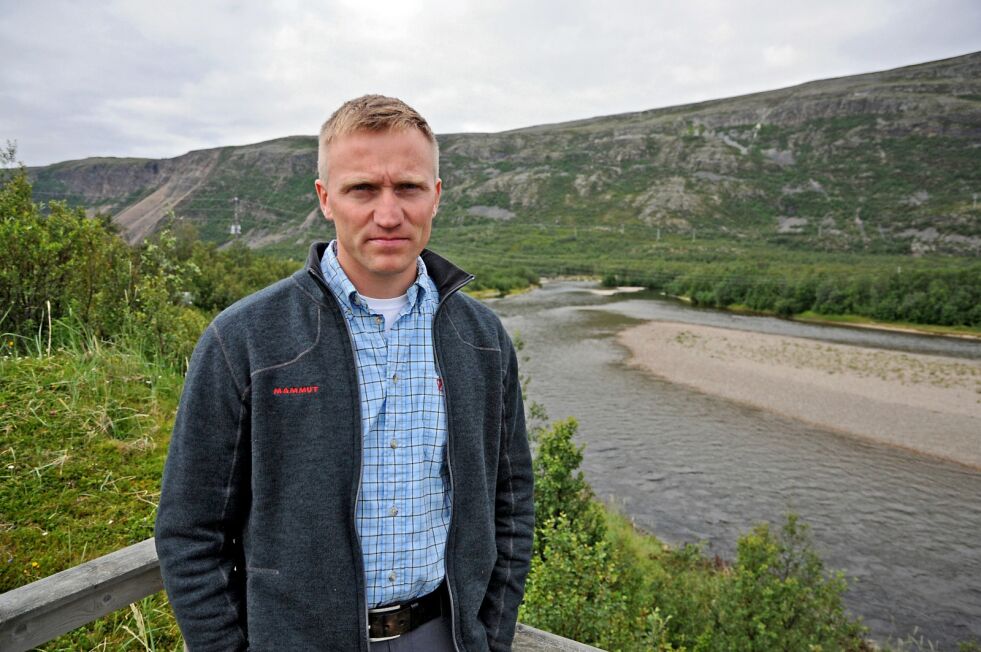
[343,270,416,300]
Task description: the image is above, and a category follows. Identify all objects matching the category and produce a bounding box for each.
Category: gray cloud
[2,0,979,166]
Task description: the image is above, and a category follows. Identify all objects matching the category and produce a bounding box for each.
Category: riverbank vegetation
[427,222,981,331]
[604,260,981,330]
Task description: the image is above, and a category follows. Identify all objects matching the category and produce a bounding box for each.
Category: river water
[492,280,981,649]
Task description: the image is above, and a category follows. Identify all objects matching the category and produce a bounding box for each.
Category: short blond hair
[317,94,439,182]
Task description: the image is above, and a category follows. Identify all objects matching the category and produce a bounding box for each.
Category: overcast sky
[3,0,980,167]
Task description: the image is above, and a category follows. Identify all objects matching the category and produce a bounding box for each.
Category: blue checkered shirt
[320,242,450,608]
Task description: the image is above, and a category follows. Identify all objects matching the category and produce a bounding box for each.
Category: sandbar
[618,321,981,469]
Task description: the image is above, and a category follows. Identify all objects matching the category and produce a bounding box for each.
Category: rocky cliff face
[29,52,981,254]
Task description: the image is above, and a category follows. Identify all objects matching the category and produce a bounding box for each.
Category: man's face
[315,128,441,298]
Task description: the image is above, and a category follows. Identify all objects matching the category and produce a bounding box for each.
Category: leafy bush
[0,167,134,340]
[702,515,868,651]
[531,417,606,551]
[521,418,650,650]
[523,513,652,651]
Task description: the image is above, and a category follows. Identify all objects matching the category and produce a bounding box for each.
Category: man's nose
[373,189,404,227]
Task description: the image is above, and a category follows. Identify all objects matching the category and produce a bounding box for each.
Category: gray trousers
[369,613,455,651]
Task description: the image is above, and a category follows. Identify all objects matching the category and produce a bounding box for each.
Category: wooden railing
[0,539,601,651]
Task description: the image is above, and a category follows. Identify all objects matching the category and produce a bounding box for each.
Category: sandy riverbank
[618,321,981,469]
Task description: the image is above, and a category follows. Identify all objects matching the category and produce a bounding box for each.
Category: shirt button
[375,316,383,325]
[389,506,398,517]
[392,373,398,383]
[390,439,398,449]
[388,571,397,583]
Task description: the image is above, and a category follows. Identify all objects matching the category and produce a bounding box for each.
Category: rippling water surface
[493,281,981,649]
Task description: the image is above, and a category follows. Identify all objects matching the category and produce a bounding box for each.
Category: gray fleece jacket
[155,243,534,651]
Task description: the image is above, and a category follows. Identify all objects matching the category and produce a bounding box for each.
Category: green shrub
[650,543,726,648]
[521,418,650,650]
[531,417,606,552]
[124,230,209,366]
[0,168,134,341]
[522,513,650,651]
[700,515,868,652]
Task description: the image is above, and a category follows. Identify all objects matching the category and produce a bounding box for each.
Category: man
[155,95,534,651]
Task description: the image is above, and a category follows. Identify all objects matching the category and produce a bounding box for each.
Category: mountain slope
[29,51,981,255]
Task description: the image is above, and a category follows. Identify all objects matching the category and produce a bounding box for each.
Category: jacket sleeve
[480,336,535,651]
[155,323,251,651]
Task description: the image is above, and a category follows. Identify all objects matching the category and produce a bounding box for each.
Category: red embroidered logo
[272,385,320,396]
[436,377,443,392]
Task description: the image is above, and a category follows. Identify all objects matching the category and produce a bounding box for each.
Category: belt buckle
[368,603,402,642]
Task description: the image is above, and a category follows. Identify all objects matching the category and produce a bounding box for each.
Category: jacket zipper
[432,273,474,652]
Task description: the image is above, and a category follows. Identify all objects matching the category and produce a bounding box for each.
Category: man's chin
[366,255,419,276]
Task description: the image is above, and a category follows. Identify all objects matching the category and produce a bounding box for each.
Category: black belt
[367,583,448,642]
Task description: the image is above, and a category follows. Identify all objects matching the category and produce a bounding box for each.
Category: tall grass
[0,313,186,650]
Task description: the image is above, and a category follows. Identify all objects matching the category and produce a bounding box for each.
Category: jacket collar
[304,241,473,302]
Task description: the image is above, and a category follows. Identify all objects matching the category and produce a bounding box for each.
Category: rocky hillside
[30,51,981,255]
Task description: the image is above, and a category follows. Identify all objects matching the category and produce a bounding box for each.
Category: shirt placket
[387,310,404,600]
[388,308,413,601]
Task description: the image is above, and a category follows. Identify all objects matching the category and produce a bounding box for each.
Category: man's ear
[314,179,333,221]
[432,178,442,217]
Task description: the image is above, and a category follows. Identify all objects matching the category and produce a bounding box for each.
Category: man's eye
[397,184,421,193]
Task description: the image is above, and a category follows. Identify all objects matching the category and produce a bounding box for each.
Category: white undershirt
[362,294,409,335]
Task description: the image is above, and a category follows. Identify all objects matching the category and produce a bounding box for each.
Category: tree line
[603,261,981,327]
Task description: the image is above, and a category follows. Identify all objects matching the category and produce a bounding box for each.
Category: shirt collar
[319,240,434,312]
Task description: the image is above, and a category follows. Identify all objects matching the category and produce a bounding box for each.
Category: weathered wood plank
[514,623,606,651]
[0,538,162,652]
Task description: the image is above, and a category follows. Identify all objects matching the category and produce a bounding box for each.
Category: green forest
[2,157,979,650]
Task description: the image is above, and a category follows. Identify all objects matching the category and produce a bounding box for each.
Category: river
[492,280,981,649]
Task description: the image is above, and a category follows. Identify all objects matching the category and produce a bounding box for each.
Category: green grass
[0,337,185,650]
